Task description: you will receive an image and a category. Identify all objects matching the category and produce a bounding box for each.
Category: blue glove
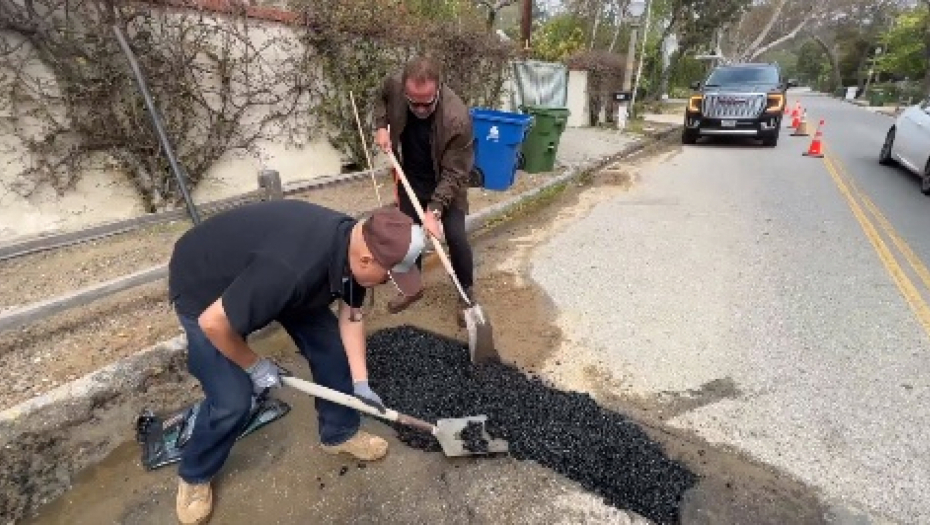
[353,381,386,413]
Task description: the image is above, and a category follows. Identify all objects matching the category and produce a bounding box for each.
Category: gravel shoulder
[0,171,552,410]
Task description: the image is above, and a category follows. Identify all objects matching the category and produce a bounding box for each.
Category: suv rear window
[706,66,779,85]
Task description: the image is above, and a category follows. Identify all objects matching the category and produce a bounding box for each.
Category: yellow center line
[820,150,930,337]
[832,157,930,294]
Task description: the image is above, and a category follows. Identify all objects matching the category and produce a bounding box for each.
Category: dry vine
[0,0,314,211]
[0,0,515,213]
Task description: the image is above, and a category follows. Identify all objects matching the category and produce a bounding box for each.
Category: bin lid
[469,108,533,124]
[519,105,571,117]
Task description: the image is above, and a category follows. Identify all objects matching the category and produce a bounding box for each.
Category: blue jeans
[177,308,361,483]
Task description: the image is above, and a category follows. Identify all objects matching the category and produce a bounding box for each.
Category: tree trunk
[654,20,677,100]
[659,50,675,100]
[855,50,870,90]
[812,34,842,93]
[590,14,601,49]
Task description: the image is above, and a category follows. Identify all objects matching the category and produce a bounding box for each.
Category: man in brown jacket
[373,56,477,325]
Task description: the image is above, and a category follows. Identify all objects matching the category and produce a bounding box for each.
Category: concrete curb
[0,125,682,523]
[466,125,682,236]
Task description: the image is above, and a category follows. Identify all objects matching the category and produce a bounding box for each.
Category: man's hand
[246,357,285,395]
[423,209,444,241]
[375,127,391,153]
[353,380,386,413]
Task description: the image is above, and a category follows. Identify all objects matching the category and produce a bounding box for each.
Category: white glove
[245,358,284,395]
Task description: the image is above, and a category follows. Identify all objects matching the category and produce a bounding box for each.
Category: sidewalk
[555,127,636,167]
[845,98,903,118]
[642,113,683,126]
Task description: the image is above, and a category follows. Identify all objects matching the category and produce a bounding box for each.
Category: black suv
[683,63,796,147]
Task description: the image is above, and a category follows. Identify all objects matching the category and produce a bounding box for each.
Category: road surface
[22,95,925,525]
[532,93,930,524]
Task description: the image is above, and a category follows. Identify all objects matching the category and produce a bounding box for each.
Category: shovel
[384,151,500,365]
[281,376,508,458]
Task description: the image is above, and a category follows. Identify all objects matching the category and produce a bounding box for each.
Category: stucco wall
[0,6,343,243]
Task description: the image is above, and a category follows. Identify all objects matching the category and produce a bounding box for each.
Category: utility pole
[521,0,532,58]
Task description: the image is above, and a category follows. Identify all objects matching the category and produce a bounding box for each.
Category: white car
[879,97,930,194]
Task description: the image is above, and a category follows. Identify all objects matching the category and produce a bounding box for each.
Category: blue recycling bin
[469,108,533,191]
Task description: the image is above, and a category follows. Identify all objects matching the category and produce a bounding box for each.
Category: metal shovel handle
[281,376,435,434]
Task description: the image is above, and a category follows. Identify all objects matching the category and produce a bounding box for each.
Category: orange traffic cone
[791,110,810,136]
[803,120,825,158]
[787,101,800,128]
[790,108,802,129]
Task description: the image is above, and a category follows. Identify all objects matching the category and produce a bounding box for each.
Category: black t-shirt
[167,200,366,336]
[400,109,437,200]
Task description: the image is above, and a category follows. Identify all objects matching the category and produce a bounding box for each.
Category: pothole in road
[368,324,698,524]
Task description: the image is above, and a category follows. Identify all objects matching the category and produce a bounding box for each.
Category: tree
[530,13,588,61]
[922,0,930,90]
[720,0,902,93]
[793,40,830,86]
[475,0,520,31]
[876,7,928,81]
[674,0,751,56]
[727,0,815,63]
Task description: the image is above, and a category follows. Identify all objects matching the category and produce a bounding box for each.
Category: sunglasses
[405,91,438,110]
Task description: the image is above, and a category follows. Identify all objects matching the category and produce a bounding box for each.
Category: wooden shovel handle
[281,376,437,435]
[386,150,472,306]
[281,376,399,422]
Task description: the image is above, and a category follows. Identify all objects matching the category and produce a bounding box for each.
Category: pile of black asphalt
[366,325,698,525]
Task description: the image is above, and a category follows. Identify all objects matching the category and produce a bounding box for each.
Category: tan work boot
[387,290,423,314]
[176,478,213,525]
[321,430,388,461]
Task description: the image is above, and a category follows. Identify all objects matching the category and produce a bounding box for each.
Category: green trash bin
[519,105,571,173]
[868,89,885,107]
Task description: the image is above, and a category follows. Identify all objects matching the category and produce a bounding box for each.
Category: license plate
[721,119,737,128]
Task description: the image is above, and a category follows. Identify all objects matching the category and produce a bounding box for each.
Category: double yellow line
[822,149,930,337]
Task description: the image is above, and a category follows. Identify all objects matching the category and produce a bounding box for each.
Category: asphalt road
[532,93,930,524]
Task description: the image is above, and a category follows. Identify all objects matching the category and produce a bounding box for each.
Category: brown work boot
[176,478,213,525]
[457,287,476,328]
[321,430,389,461]
[387,290,423,314]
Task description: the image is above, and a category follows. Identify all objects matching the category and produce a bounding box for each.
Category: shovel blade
[434,415,508,457]
[464,305,500,365]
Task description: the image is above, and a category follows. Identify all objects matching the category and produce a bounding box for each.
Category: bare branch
[747,5,813,60]
[738,0,789,61]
